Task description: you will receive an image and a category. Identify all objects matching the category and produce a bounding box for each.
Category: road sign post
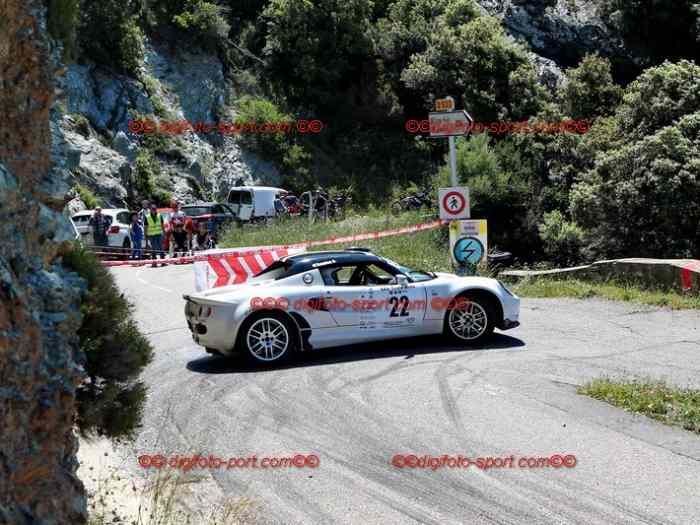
[438,187,470,220]
[429,104,473,186]
[448,136,458,186]
[449,220,488,276]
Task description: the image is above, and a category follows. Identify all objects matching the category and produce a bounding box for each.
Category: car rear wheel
[443,292,497,344]
[239,313,297,366]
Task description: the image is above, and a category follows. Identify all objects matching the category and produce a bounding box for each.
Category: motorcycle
[391,188,434,214]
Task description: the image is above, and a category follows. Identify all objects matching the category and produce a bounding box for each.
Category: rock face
[60,41,280,209]
[0,1,87,524]
[476,0,643,81]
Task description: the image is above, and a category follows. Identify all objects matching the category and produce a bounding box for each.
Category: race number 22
[389,296,410,317]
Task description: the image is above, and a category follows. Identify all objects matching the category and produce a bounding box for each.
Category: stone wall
[0,1,87,523]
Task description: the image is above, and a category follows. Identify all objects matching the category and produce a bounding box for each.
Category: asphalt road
[111,263,700,525]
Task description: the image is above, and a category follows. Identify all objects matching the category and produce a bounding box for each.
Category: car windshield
[380,257,435,282]
[182,207,211,217]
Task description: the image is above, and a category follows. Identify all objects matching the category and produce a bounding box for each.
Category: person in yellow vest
[144,203,166,266]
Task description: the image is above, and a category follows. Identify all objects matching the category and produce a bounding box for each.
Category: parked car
[71,208,131,249]
[181,202,239,239]
[227,186,287,222]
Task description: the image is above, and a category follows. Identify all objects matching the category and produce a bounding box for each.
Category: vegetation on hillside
[46,0,700,263]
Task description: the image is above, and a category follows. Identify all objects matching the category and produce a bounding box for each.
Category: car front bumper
[498,290,520,330]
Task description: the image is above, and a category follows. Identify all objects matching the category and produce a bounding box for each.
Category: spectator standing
[170,201,190,256]
[138,199,150,251]
[144,203,166,266]
[88,207,112,248]
[129,212,144,260]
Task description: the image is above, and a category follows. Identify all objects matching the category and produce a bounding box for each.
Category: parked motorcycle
[391,188,434,214]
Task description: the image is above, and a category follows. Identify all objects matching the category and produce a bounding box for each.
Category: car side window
[321,265,359,286]
[117,212,130,224]
[241,191,253,205]
[212,205,223,214]
[364,264,395,285]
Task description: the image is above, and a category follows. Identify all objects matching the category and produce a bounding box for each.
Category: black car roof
[282,250,383,274]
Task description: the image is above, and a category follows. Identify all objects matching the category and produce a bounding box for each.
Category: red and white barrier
[194,247,305,291]
[681,260,700,292]
[193,220,448,290]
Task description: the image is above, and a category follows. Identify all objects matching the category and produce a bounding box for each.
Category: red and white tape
[101,219,447,268]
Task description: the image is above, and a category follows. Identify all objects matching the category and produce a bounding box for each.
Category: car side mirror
[392,274,409,286]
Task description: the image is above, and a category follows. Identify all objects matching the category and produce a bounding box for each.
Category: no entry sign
[438,187,470,220]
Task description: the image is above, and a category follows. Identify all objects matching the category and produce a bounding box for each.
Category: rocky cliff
[61,40,280,211]
[476,0,644,81]
[0,1,87,523]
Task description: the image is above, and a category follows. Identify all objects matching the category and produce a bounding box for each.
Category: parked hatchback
[71,208,132,248]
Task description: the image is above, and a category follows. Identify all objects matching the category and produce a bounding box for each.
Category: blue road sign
[453,236,484,265]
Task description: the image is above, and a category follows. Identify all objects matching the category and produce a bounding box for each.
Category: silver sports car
[184,248,520,365]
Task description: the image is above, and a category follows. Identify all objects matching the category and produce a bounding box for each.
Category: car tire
[237,312,298,366]
[443,292,497,344]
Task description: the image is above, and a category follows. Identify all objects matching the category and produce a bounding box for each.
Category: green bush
[571,111,700,258]
[78,0,145,76]
[262,0,375,111]
[559,54,622,121]
[146,0,230,51]
[377,0,538,120]
[62,246,153,439]
[173,0,230,40]
[118,18,146,78]
[538,210,585,266]
[46,0,80,61]
[133,150,159,199]
[153,188,174,207]
[234,96,313,188]
[75,184,101,209]
[570,61,700,258]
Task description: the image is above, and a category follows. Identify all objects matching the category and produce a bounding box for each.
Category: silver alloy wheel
[448,300,488,340]
[246,318,289,361]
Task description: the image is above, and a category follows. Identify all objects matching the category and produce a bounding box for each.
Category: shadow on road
[186,333,526,375]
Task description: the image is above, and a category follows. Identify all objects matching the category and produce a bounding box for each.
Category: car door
[310,263,380,345]
[228,190,253,221]
[72,214,91,240]
[239,190,254,220]
[360,263,428,335]
[317,262,428,344]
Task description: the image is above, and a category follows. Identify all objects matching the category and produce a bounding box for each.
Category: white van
[227,186,287,222]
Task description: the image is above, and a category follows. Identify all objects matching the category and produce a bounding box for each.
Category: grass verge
[579,379,700,434]
[511,278,700,310]
[219,209,453,272]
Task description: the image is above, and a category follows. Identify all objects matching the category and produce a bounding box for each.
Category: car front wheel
[443,293,497,344]
[239,313,297,366]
